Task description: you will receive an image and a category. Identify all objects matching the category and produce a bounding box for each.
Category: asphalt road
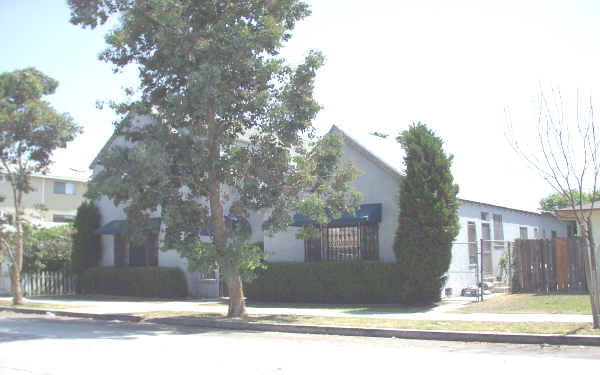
[0,311,598,374]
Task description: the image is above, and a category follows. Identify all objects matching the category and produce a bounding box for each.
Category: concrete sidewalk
[2,294,598,347]
[0,295,592,323]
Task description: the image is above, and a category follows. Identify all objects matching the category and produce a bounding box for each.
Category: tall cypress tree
[394,122,459,303]
[71,201,101,278]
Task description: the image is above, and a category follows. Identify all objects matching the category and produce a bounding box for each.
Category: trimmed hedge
[245,262,444,305]
[80,267,188,298]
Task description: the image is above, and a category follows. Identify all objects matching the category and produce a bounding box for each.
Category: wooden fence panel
[514,238,587,293]
[567,237,587,291]
[556,238,569,292]
[21,270,75,297]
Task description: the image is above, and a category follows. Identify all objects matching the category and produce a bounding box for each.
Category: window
[533,228,539,239]
[304,223,379,261]
[519,227,528,240]
[114,232,159,267]
[129,232,159,266]
[114,234,128,267]
[567,222,577,237]
[480,212,489,221]
[53,214,75,223]
[492,214,503,241]
[551,230,557,239]
[0,175,5,183]
[467,221,477,264]
[54,182,76,195]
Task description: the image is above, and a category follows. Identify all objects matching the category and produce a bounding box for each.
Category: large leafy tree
[539,191,598,212]
[0,68,81,304]
[70,0,360,317]
[393,122,459,304]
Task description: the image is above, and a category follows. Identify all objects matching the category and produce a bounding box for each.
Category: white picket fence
[20,270,75,296]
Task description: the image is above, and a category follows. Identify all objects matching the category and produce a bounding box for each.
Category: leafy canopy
[72,1,360,283]
[0,68,81,190]
[3,223,74,273]
[539,190,599,211]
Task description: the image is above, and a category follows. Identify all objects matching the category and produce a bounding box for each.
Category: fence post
[479,238,484,302]
[507,242,512,293]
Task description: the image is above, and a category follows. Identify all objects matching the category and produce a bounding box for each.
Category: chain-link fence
[447,240,514,302]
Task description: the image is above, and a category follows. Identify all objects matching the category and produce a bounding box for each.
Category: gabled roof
[89,131,118,170]
[329,125,404,180]
[329,125,553,217]
[89,115,253,170]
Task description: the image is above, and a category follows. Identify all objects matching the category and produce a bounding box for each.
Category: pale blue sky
[2,0,600,211]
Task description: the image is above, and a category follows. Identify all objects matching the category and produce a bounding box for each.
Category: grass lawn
[139,311,600,336]
[246,302,437,314]
[455,293,592,315]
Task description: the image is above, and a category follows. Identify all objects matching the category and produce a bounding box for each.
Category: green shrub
[244,262,444,304]
[80,267,188,298]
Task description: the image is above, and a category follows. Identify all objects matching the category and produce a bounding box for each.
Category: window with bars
[304,223,378,261]
[114,232,159,267]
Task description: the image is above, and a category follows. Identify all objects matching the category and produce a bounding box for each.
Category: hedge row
[80,267,188,298]
[244,262,444,305]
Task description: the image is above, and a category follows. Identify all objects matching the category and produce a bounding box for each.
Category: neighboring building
[0,168,90,225]
[0,167,89,295]
[446,200,566,296]
[556,202,600,247]
[91,122,568,298]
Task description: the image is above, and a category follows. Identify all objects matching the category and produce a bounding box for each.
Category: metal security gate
[481,223,492,277]
[450,239,512,302]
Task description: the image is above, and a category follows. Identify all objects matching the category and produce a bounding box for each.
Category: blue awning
[96,216,250,236]
[95,218,161,235]
[291,203,382,227]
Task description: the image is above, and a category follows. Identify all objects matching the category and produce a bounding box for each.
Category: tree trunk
[583,223,600,328]
[206,106,247,318]
[11,211,24,305]
[224,263,247,318]
[10,262,23,305]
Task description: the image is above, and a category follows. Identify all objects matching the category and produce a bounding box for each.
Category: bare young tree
[506,86,600,328]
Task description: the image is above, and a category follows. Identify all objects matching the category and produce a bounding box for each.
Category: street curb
[0,307,143,322]
[147,317,600,347]
[2,307,599,346]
